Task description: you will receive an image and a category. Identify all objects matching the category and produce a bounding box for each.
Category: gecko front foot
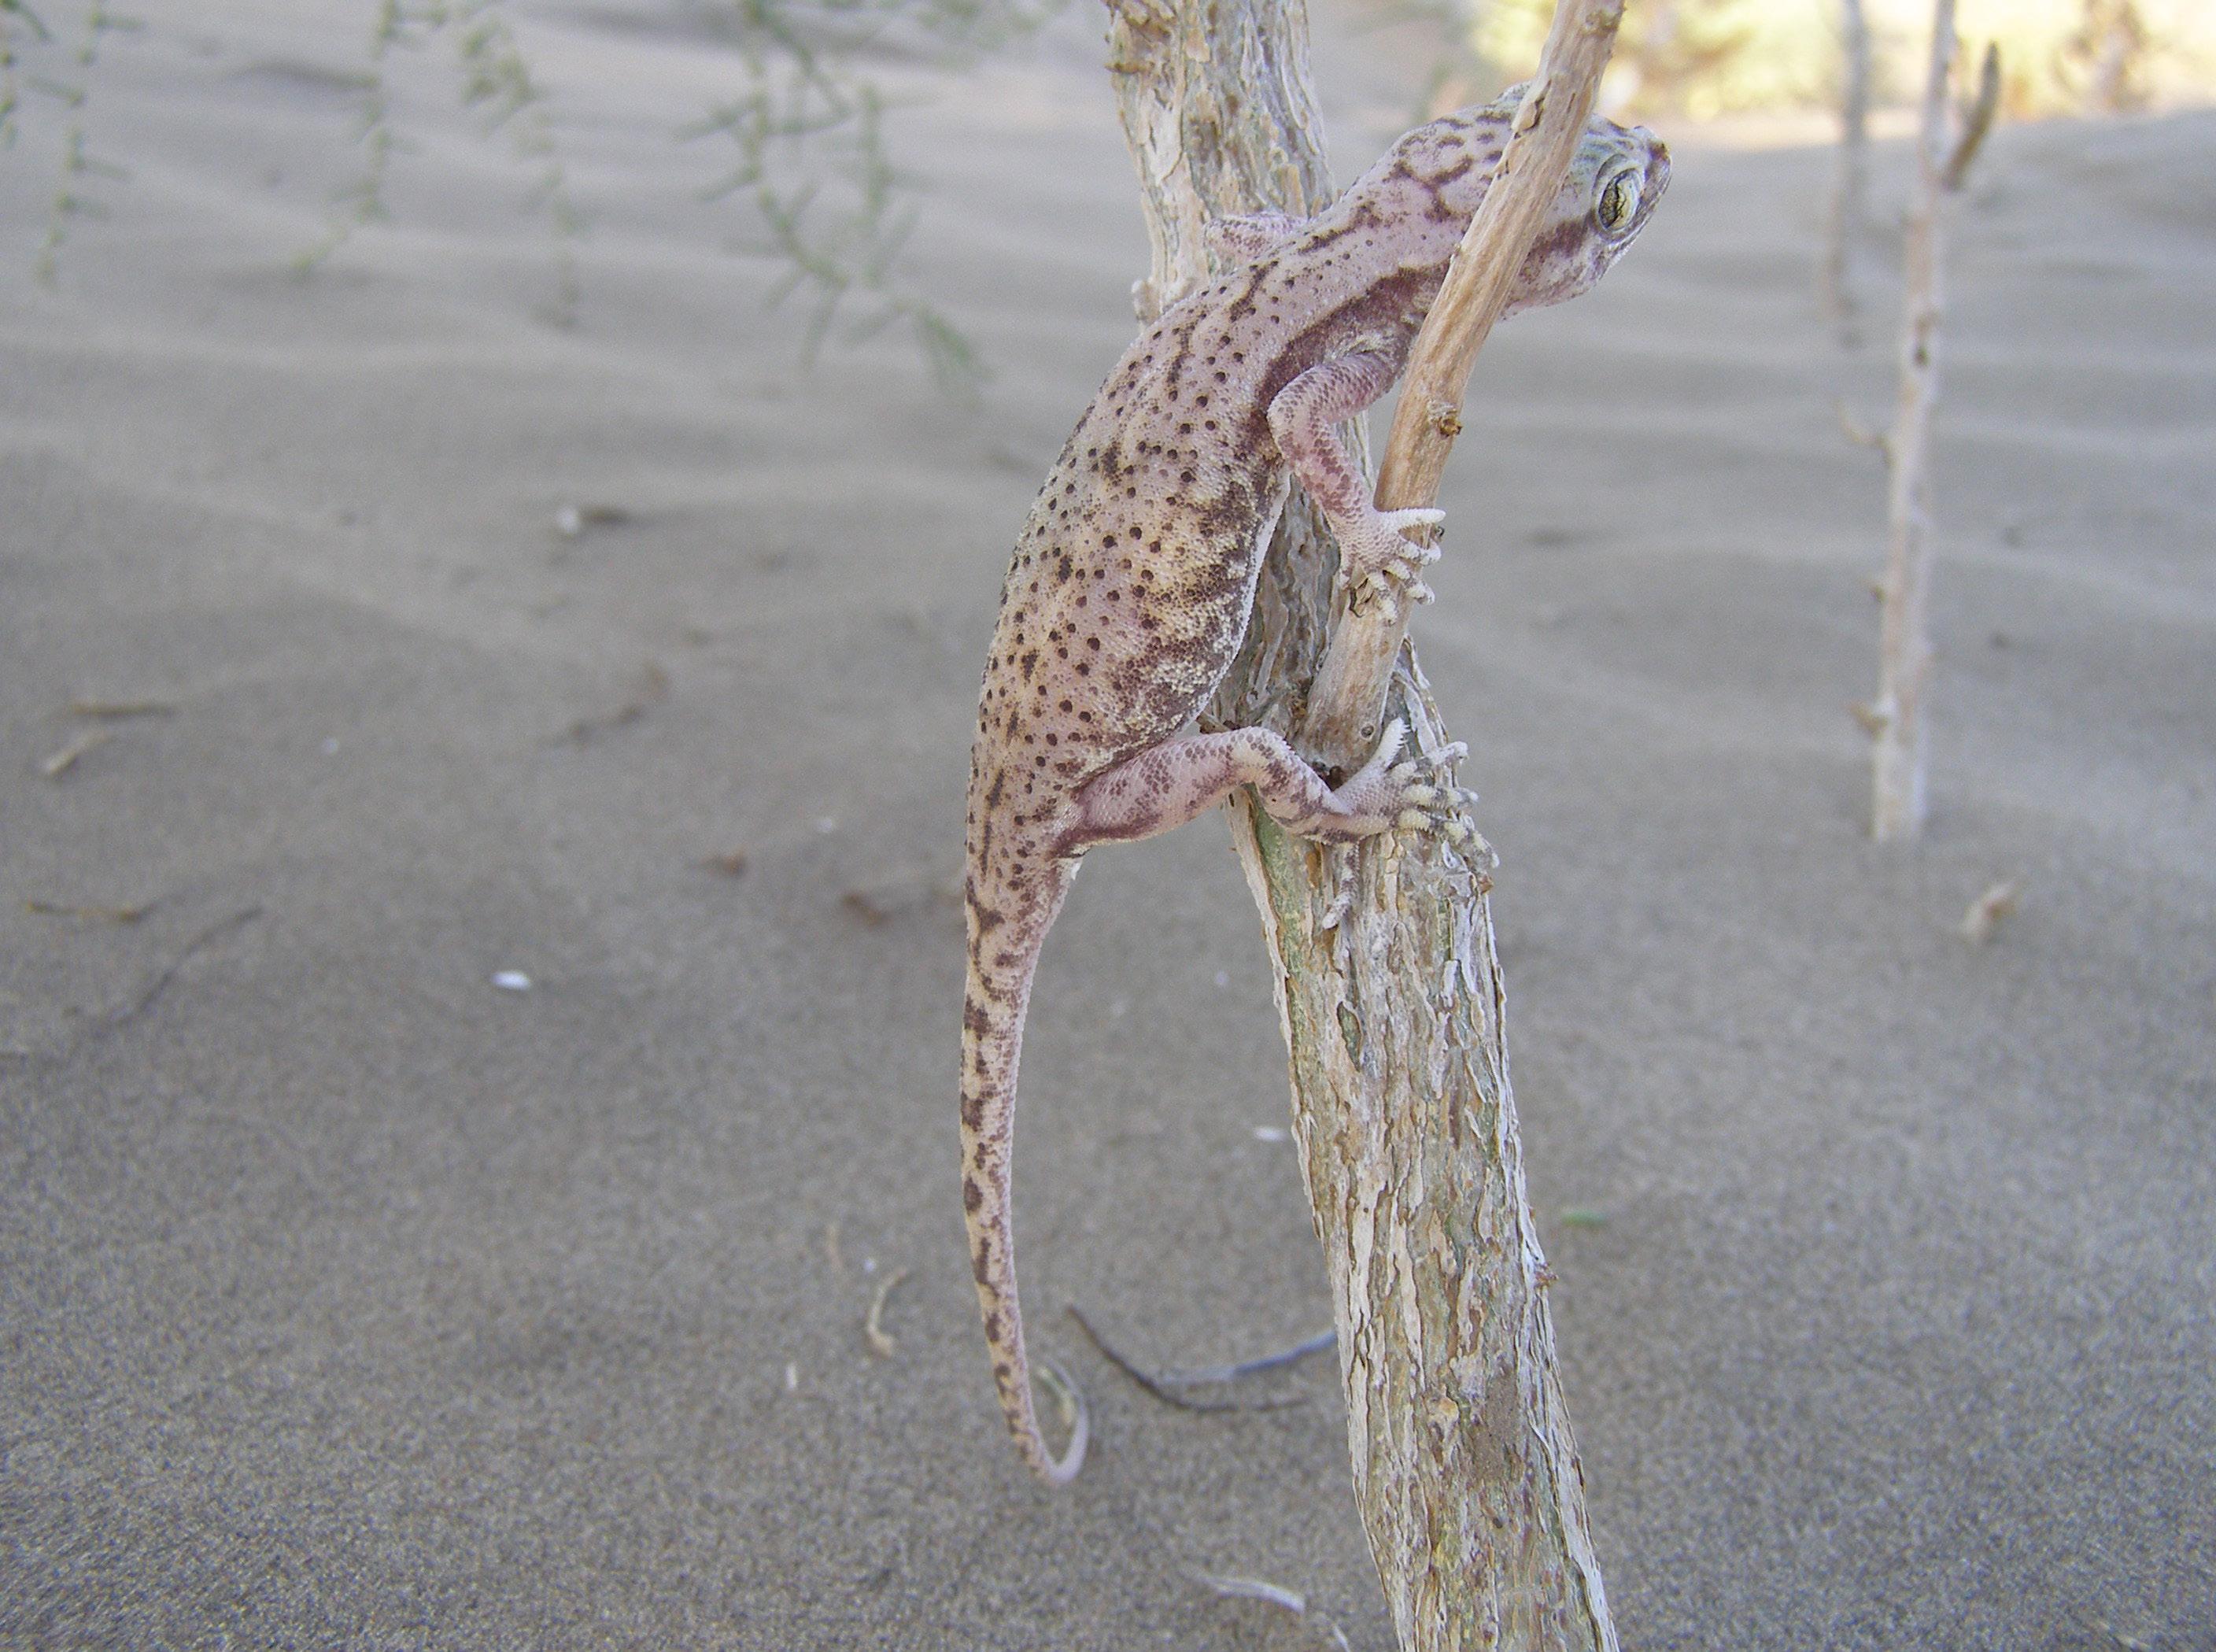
[1338,507,1443,619]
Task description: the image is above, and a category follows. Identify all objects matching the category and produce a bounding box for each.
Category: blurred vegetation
[680,0,1060,391]
[7,0,135,282]
[294,0,585,322]
[3,0,1060,390]
[7,0,2210,384]
[1457,0,2216,117]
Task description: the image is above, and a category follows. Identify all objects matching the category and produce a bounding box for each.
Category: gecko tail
[1032,1359,1091,1484]
[959,863,1088,1484]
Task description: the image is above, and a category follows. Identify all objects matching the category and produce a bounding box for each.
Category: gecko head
[1500,110,1669,317]
[1422,89,1669,320]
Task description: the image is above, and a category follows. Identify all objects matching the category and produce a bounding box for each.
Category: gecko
[960,90,1670,1484]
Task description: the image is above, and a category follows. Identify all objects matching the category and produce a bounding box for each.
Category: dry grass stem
[25,899,153,923]
[65,698,175,718]
[1188,1569,1306,1613]
[39,728,112,778]
[1959,880,2020,944]
[864,1266,909,1358]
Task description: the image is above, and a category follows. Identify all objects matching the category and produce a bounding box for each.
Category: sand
[2,1,2211,1646]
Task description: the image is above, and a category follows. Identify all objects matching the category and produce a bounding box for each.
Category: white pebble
[492,970,533,992]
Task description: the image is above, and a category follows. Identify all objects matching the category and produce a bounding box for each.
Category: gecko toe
[1379,506,1446,537]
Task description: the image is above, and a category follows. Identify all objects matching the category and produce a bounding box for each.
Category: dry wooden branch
[1301,0,1626,773]
[1104,1,1620,1646]
[1820,0,1872,327]
[1869,2,2000,841]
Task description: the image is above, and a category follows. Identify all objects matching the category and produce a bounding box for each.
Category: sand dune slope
[2,2,2210,1646]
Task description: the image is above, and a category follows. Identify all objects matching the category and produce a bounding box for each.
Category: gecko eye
[1596,169,1640,231]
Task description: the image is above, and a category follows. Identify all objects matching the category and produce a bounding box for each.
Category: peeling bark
[1102,1,1619,1645]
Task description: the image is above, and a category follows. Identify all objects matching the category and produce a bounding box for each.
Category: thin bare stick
[110,906,263,1032]
[1298,1,1625,772]
[1162,1327,1335,1386]
[66,699,177,719]
[1870,5,2000,841]
[1821,0,1872,327]
[1067,1306,1306,1414]
[1944,41,2002,190]
[25,899,154,923]
[39,727,112,778]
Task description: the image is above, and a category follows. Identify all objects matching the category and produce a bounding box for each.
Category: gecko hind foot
[1383,740,1482,847]
[1320,723,1476,844]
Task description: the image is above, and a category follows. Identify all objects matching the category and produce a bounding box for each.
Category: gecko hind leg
[1069,720,1475,851]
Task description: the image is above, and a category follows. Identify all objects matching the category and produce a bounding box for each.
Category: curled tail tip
[1025,1358,1090,1486]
